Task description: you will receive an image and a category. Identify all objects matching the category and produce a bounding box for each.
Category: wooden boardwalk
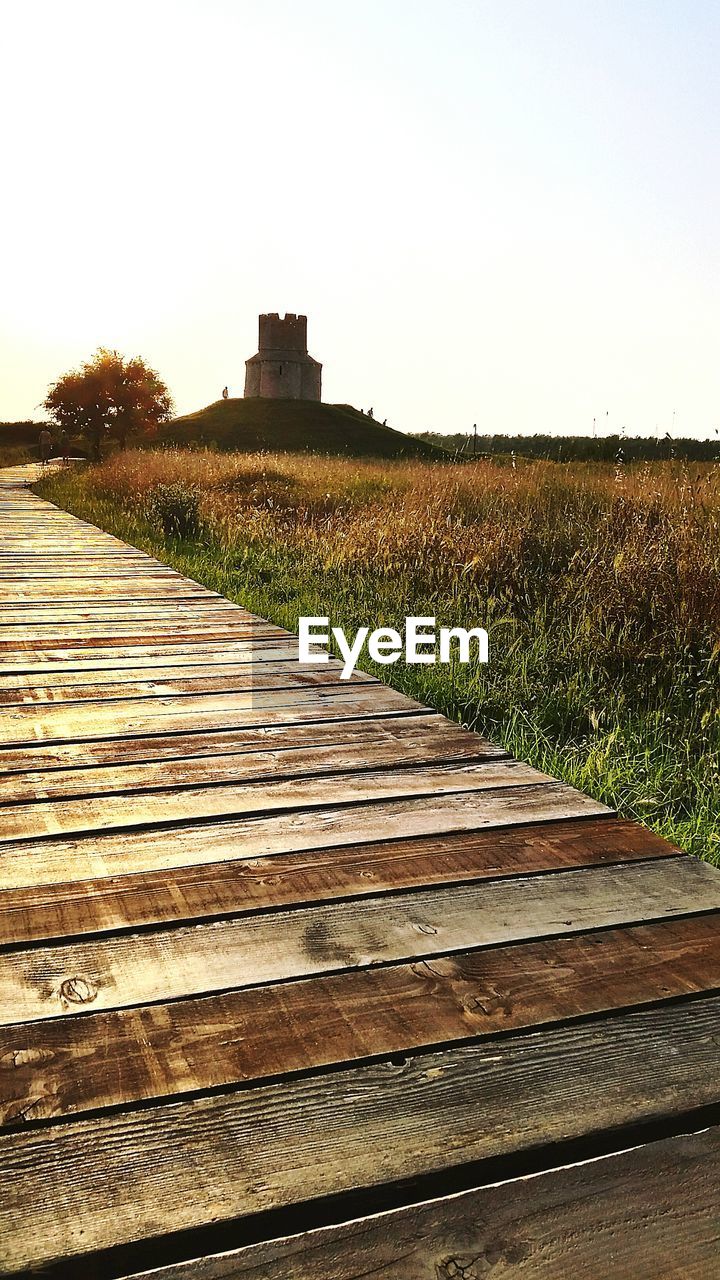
[0,463,718,1278]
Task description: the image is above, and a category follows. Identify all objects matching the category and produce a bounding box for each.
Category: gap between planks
[109,1127,720,1280]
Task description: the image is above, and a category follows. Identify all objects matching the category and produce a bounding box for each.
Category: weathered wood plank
[0,682,423,746]
[0,783,609,889]
[0,817,672,946]
[0,716,502,803]
[0,547,163,555]
[0,996,718,1274]
[0,651,303,692]
[0,552,159,560]
[116,1127,720,1280]
[0,614,254,634]
[0,589,227,600]
[0,606,247,626]
[0,581,220,599]
[0,627,289,653]
[0,858,714,1025]
[0,760,550,843]
[0,566,176,578]
[0,557,197,568]
[0,711,435,774]
[2,915,718,1126]
[0,546,161,554]
[0,638,298,671]
[0,664,373,710]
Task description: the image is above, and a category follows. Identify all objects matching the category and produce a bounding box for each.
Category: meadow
[36,450,720,864]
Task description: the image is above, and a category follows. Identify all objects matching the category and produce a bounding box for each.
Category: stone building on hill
[244,313,322,401]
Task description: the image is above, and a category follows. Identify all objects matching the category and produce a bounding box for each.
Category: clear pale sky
[1,0,718,437]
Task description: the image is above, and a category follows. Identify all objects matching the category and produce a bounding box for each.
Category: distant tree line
[0,421,41,445]
[414,431,720,462]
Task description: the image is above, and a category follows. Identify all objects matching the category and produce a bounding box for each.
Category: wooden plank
[0,588,254,603]
[2,915,718,1126]
[0,653,300,690]
[0,858,714,1025]
[0,599,231,615]
[117,1127,720,1280]
[0,653,321,697]
[0,566,174,577]
[0,547,163,555]
[0,996,718,1274]
[0,547,164,554]
[0,587,221,602]
[0,615,274,637]
[0,664,373,709]
[0,821,659,953]
[0,817,678,946]
[0,626,295,653]
[0,760,551,843]
[0,548,152,556]
[0,583,224,596]
[0,546,160,553]
[0,554,180,563]
[0,783,610,890]
[0,640,297,671]
[0,539,140,545]
[0,715,502,803]
[0,580,218,597]
[0,642,304,672]
[0,613,267,633]
[0,554,182,563]
[0,606,241,623]
[0,606,247,625]
[0,682,422,746]
[0,711,435,774]
[0,575,175,584]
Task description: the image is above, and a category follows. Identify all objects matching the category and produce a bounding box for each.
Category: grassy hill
[150,399,445,459]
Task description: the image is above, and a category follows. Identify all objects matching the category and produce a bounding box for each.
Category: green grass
[35,452,720,866]
[149,398,445,459]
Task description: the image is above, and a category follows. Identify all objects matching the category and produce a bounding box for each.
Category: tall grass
[0,445,35,467]
[36,449,720,864]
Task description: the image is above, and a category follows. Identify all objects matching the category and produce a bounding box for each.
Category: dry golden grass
[38,449,720,862]
[85,449,720,652]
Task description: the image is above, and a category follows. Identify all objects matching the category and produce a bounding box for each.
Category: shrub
[147,482,201,540]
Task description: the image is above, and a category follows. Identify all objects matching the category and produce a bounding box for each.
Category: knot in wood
[58,976,98,1006]
[436,1257,482,1279]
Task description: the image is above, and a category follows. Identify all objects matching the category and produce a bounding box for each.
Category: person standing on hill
[222,386,229,400]
[38,426,52,466]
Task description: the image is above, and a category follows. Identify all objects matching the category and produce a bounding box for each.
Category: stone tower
[244,313,322,401]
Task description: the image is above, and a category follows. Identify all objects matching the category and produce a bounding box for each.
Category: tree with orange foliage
[44,348,173,461]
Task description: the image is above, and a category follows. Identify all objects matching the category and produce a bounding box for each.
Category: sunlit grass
[37,449,720,864]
